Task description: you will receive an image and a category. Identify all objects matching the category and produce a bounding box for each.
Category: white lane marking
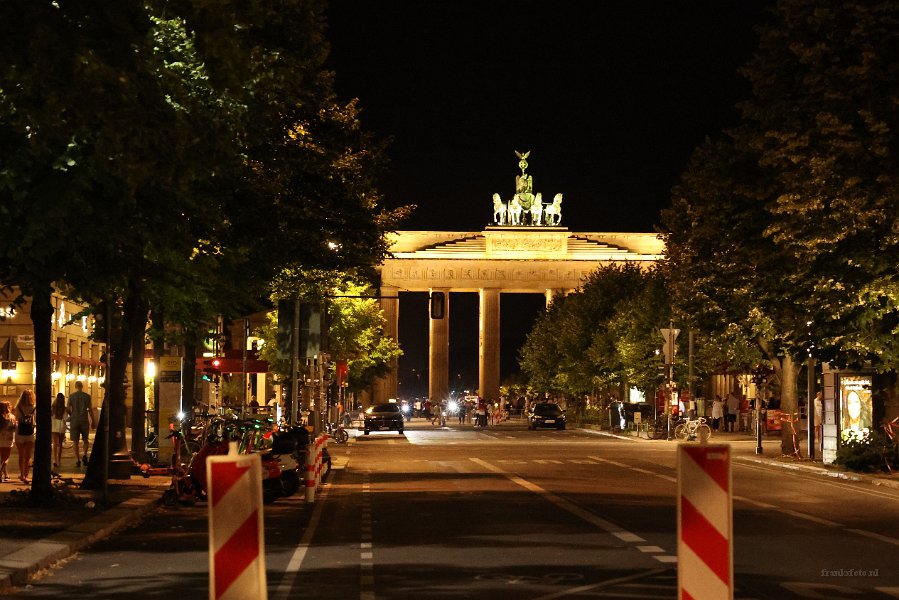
[653,555,678,564]
[845,528,899,547]
[588,455,677,483]
[470,458,646,544]
[273,479,332,600]
[587,456,630,468]
[637,545,666,553]
[360,473,375,600]
[530,568,669,600]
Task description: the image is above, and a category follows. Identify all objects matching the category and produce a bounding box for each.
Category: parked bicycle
[641,414,669,440]
[326,421,349,444]
[674,416,712,441]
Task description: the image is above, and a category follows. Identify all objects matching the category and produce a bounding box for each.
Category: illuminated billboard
[839,375,872,435]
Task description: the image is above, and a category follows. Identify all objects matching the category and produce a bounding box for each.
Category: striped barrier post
[316,434,327,485]
[207,442,267,600]
[304,441,316,503]
[677,443,733,600]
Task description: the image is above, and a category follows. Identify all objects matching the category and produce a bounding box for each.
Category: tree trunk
[28,286,54,504]
[128,286,149,461]
[82,298,131,490]
[778,354,800,454]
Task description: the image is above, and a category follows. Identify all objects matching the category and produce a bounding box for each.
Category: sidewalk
[0,437,351,594]
[0,444,169,593]
[580,423,899,491]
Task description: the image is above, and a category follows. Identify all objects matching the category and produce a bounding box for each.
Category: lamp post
[750,365,772,455]
[806,320,816,461]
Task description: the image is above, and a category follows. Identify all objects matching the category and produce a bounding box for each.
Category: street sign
[677,444,733,600]
[207,443,266,600]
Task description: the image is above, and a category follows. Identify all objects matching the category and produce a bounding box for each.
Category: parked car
[363,403,405,435]
[528,402,566,430]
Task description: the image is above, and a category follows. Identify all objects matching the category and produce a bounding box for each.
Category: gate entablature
[382,228,662,292]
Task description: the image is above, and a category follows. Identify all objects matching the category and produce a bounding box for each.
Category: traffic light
[202,358,221,384]
[430,291,445,319]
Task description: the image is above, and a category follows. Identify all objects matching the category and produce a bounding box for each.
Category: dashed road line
[588,455,678,483]
[360,472,374,600]
[469,457,680,567]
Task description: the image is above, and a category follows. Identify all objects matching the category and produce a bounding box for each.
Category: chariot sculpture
[491,151,563,227]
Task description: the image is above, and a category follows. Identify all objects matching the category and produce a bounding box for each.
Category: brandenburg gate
[374,152,663,404]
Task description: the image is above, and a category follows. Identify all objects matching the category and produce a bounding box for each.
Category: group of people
[0,381,97,484]
[709,392,743,432]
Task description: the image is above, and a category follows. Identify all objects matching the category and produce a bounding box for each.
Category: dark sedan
[528,402,566,430]
[363,403,405,435]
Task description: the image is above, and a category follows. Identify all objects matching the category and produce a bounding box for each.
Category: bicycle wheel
[674,423,687,440]
[698,424,712,439]
[336,428,349,444]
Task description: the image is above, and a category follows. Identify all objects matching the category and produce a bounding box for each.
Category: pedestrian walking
[14,389,36,483]
[726,392,740,432]
[0,400,16,482]
[51,392,67,471]
[711,395,724,432]
[66,381,96,467]
[475,398,488,428]
[813,391,823,452]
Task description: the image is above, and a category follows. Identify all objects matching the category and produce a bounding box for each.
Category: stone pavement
[2,420,898,593]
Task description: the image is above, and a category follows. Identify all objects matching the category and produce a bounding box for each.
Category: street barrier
[305,434,328,503]
[304,441,315,503]
[207,442,267,600]
[677,443,733,600]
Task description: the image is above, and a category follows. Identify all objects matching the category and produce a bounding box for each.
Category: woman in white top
[711,395,725,432]
[51,392,67,470]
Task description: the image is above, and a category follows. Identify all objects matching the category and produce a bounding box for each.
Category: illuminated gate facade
[374,226,663,404]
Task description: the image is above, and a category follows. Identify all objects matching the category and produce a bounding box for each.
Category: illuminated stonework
[375,228,663,405]
[491,151,562,227]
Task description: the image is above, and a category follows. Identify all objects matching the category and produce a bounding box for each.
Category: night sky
[325,2,769,397]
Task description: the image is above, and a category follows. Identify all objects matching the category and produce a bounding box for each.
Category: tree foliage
[256,275,401,393]
[0,0,403,500]
[519,264,670,401]
[660,1,899,452]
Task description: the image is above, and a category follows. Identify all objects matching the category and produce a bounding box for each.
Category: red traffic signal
[202,358,221,383]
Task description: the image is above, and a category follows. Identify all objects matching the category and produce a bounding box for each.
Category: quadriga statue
[544,193,563,226]
[492,193,507,225]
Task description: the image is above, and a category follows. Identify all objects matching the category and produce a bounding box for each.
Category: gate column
[479,288,501,403]
[374,285,399,404]
[545,288,568,308]
[429,288,450,402]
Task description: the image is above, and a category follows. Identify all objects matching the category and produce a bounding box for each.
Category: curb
[576,424,899,491]
[734,455,899,490]
[0,490,161,592]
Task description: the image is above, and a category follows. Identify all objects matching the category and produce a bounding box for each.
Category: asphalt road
[13,422,899,599]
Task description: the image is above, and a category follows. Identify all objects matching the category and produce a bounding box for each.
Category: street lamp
[750,365,773,455]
